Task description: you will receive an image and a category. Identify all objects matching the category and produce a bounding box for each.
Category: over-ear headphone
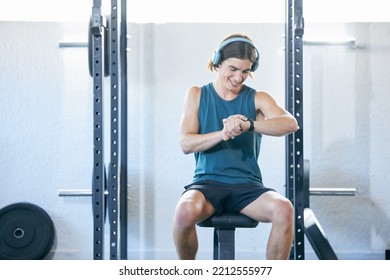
[211,37,260,72]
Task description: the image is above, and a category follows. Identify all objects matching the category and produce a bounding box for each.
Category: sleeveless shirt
[193,82,263,185]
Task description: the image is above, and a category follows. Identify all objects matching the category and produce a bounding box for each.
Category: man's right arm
[179,86,225,154]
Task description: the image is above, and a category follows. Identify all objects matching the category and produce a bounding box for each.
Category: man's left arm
[251,91,299,136]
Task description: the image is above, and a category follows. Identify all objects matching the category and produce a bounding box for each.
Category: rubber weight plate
[0,202,55,260]
[304,208,338,260]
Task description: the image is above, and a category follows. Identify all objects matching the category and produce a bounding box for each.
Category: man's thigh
[179,189,216,221]
[240,191,289,222]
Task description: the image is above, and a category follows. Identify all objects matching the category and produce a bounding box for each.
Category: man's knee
[173,200,200,229]
[274,198,294,225]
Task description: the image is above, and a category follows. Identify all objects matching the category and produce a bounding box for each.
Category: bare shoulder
[255,90,274,99]
[184,85,202,104]
[182,85,202,111]
[254,90,278,106]
[254,90,288,118]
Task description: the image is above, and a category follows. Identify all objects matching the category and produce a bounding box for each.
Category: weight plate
[304,208,338,260]
[0,202,55,260]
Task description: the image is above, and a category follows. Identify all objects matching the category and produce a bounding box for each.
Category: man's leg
[172,190,215,259]
[240,191,294,260]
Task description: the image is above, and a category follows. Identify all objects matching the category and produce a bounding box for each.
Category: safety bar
[309,187,356,196]
[58,189,92,196]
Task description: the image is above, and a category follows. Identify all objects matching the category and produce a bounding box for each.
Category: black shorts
[184,180,275,216]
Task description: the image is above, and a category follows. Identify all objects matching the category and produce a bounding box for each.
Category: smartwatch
[247,118,254,132]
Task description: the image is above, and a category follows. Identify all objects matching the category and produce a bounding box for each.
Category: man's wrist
[246,118,254,132]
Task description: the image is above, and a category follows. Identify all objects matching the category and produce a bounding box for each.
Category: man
[172,33,299,260]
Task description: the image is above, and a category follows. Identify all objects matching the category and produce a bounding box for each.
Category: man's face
[219,57,252,92]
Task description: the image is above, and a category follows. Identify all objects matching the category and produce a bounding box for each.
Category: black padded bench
[197,213,259,260]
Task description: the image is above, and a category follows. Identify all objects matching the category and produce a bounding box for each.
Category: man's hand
[221,114,249,141]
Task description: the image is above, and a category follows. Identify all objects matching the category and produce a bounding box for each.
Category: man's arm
[179,86,227,154]
[247,90,299,136]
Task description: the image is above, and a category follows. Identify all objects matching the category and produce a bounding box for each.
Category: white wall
[0,21,389,260]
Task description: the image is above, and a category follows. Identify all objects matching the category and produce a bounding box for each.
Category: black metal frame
[213,228,236,260]
[119,0,128,261]
[90,0,127,260]
[91,0,106,260]
[108,0,120,260]
[285,0,305,260]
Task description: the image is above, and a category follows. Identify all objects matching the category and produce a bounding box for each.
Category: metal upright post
[119,0,128,260]
[108,0,120,260]
[91,0,106,260]
[285,0,305,260]
[108,0,128,260]
[89,0,127,260]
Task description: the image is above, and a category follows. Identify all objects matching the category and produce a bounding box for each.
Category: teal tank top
[193,83,263,185]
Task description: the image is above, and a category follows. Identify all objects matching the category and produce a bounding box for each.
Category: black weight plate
[304,208,338,260]
[0,202,55,260]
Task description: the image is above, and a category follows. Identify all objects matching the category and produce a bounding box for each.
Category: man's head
[208,34,260,72]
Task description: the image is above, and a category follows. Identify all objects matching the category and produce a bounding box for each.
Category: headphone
[211,37,260,72]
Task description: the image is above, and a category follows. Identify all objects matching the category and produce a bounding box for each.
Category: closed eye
[229,66,251,74]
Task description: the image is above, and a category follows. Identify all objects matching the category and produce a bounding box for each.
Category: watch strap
[247,118,254,132]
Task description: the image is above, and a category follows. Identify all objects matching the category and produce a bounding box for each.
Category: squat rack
[61,0,308,260]
[90,0,307,260]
